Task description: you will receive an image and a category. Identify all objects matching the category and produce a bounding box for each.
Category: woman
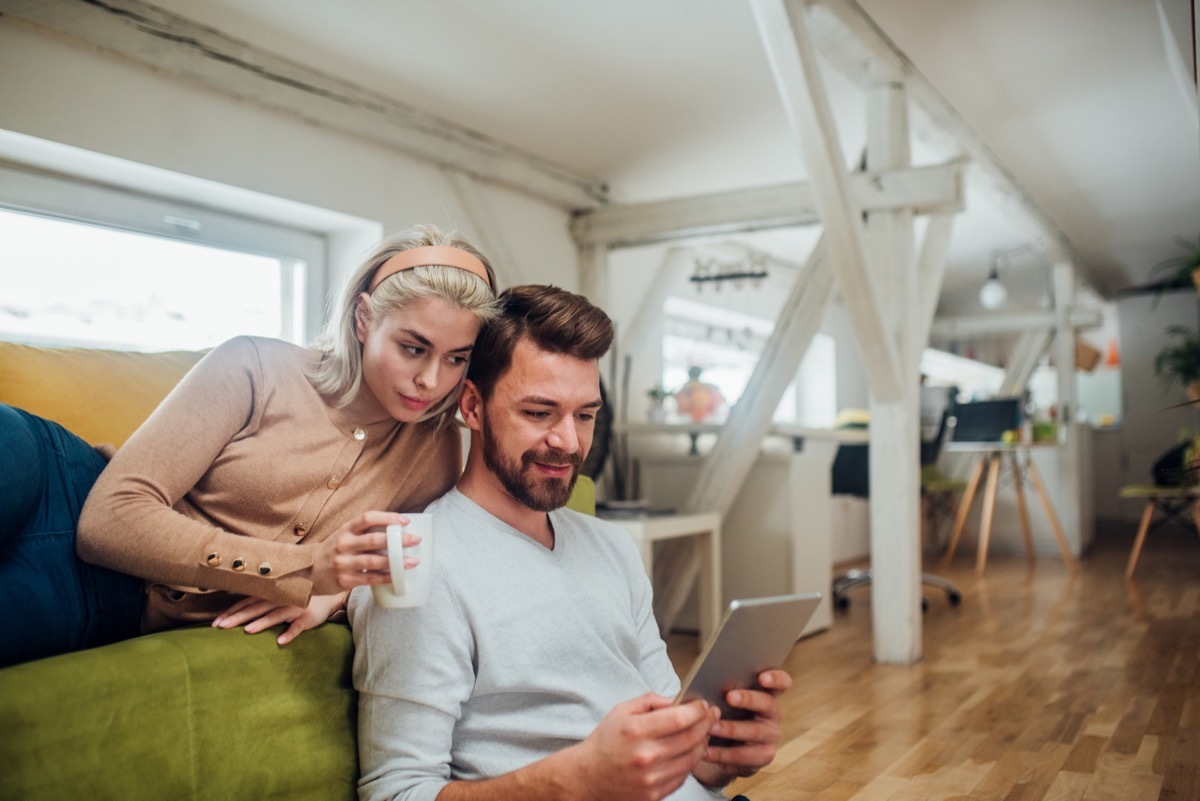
[0,224,499,667]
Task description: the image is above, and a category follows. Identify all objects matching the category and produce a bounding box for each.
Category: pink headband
[367,246,493,293]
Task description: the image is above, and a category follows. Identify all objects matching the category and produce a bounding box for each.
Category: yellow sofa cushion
[0,342,205,448]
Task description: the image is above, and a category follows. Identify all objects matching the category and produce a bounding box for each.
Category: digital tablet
[674,593,820,731]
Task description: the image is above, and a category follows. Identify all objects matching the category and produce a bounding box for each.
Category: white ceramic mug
[371,513,434,608]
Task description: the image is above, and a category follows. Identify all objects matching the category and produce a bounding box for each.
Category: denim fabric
[0,404,143,667]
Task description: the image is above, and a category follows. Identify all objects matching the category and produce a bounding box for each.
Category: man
[348,285,791,801]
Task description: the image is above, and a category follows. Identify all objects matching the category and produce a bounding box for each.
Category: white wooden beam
[577,244,609,309]
[930,308,1103,338]
[803,0,905,83]
[570,162,964,247]
[809,0,1086,280]
[916,213,955,348]
[1000,329,1054,397]
[865,82,922,664]
[0,0,608,209]
[751,0,903,402]
[1155,0,1199,132]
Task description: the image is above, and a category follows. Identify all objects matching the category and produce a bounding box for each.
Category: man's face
[475,339,601,512]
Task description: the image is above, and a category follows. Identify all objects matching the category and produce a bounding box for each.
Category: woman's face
[354,294,482,424]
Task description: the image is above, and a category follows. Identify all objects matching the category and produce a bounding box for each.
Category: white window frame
[0,161,327,346]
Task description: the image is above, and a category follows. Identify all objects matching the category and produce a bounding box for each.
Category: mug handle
[384,524,408,597]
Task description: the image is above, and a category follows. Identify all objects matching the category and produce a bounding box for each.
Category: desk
[616,421,868,454]
[599,512,722,644]
[942,442,1076,574]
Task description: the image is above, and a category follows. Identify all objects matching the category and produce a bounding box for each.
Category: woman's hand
[212,591,349,646]
[308,511,421,596]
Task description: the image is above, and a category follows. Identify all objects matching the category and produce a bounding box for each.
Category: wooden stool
[1119,484,1200,580]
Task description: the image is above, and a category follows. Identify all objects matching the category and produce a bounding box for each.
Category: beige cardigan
[78,336,460,632]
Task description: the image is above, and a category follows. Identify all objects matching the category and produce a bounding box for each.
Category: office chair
[919,408,970,552]
[831,407,963,611]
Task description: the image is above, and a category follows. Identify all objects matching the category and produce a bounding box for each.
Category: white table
[599,512,722,644]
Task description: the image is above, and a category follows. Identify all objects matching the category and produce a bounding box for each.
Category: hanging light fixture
[689,254,769,291]
[979,252,1008,309]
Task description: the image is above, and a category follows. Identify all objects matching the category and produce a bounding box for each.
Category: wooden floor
[666,519,1200,801]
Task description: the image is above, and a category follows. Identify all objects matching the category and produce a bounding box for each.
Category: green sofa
[0,623,359,801]
[0,342,596,801]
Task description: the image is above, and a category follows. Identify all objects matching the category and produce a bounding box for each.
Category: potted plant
[1148,234,1200,298]
[1154,324,1200,402]
[646,386,671,423]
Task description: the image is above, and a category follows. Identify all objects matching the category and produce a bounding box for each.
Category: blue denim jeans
[0,404,143,667]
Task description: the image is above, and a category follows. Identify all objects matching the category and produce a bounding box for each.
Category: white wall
[0,23,577,298]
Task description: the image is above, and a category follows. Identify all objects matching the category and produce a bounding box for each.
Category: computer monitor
[950,397,1023,443]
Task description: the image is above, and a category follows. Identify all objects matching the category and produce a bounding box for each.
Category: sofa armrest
[0,623,357,801]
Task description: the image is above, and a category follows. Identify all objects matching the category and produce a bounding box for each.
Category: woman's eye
[446,355,469,367]
[402,344,425,357]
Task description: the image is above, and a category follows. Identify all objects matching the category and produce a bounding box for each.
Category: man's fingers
[757,668,793,695]
[703,739,775,771]
[651,709,717,763]
[725,688,780,720]
[627,699,714,742]
[613,693,674,716]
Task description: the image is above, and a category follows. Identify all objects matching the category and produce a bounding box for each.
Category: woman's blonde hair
[307,224,500,425]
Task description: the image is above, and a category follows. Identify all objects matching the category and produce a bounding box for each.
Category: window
[0,164,324,351]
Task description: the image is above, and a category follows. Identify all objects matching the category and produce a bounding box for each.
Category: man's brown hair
[468,285,614,400]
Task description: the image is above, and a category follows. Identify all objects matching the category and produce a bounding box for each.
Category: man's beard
[482,422,583,512]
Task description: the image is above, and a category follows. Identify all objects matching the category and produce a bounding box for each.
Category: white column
[1052,261,1083,554]
[866,82,923,664]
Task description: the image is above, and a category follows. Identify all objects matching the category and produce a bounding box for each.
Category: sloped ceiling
[80,0,1200,310]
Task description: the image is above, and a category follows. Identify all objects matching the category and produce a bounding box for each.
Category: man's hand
[692,668,792,789]
[212,591,348,645]
[437,694,717,801]
[564,693,716,801]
